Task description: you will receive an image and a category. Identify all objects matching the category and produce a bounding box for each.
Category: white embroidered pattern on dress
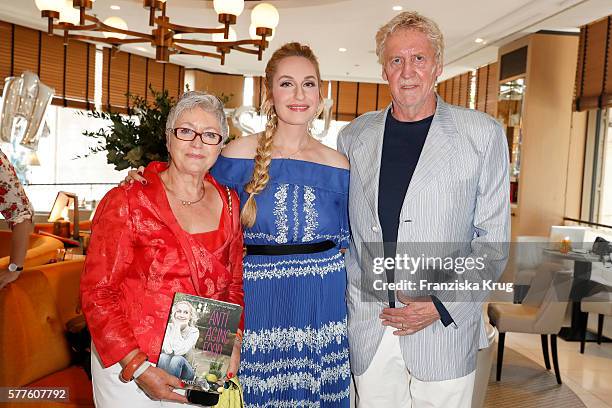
[292,185,299,242]
[241,361,350,396]
[240,348,349,374]
[243,252,344,281]
[273,184,289,244]
[242,318,347,355]
[302,186,318,242]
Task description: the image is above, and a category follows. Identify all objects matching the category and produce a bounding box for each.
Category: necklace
[274,137,310,159]
[161,177,205,206]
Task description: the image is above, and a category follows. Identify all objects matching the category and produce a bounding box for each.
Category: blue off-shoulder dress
[211,156,351,408]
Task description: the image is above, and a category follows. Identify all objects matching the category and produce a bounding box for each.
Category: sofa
[0,259,93,407]
[0,231,64,269]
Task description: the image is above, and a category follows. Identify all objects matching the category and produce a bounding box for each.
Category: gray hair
[166,91,229,143]
[375,11,444,65]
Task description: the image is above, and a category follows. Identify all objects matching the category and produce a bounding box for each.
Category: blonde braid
[240,108,277,227]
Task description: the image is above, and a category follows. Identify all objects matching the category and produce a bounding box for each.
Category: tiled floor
[501,314,612,407]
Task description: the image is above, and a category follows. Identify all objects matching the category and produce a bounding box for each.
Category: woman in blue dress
[213,42,350,407]
[126,42,350,406]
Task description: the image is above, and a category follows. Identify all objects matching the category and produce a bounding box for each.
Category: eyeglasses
[169,127,223,145]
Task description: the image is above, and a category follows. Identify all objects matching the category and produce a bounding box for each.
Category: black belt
[245,240,336,256]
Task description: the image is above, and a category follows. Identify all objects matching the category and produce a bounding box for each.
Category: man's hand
[379,293,440,336]
[0,269,19,290]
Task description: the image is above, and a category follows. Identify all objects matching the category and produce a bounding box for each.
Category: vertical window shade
[458,72,470,107]
[190,70,244,108]
[436,81,446,101]
[437,72,472,108]
[357,83,377,116]
[129,54,148,101]
[475,62,499,116]
[102,49,129,111]
[320,80,330,99]
[336,81,358,121]
[101,49,184,112]
[252,76,264,110]
[64,40,95,108]
[146,59,164,103]
[451,76,461,105]
[163,63,183,101]
[39,33,64,101]
[12,25,38,77]
[0,20,96,108]
[376,84,392,110]
[485,62,499,117]
[574,16,612,110]
[0,22,11,86]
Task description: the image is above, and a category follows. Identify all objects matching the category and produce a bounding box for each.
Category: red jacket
[81,162,244,367]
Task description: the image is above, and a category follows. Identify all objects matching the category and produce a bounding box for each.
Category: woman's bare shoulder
[310,141,350,169]
[221,133,261,159]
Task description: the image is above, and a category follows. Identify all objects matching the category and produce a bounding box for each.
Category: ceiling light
[338,47,347,52]
[136,46,147,52]
[34,0,62,12]
[102,16,128,40]
[392,5,403,11]
[36,0,277,65]
[475,38,484,43]
[249,24,274,41]
[58,0,79,25]
[213,0,244,16]
[251,3,280,30]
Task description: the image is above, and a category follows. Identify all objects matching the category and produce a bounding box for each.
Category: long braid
[240,105,277,227]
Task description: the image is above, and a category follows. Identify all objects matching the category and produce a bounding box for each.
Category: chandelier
[33,0,279,65]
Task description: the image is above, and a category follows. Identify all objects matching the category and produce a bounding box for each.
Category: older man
[337,11,510,407]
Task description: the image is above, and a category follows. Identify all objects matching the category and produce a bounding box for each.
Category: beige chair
[488,265,573,385]
[512,236,550,302]
[580,291,612,353]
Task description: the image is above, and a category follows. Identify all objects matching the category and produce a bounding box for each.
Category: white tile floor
[501,313,612,407]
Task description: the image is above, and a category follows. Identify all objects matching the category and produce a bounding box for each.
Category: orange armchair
[0,260,93,407]
[0,231,64,270]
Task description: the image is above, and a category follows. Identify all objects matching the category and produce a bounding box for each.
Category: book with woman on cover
[158,292,242,394]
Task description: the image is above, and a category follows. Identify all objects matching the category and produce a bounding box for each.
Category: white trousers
[91,345,195,408]
[353,327,475,408]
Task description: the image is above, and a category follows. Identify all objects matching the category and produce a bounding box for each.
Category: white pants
[91,345,195,408]
[353,327,475,408]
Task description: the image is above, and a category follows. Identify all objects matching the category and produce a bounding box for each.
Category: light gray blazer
[337,97,510,381]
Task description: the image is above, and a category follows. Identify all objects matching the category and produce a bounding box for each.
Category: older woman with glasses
[81,91,244,407]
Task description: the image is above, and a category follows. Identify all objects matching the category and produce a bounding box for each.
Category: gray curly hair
[375,11,444,65]
[166,91,229,143]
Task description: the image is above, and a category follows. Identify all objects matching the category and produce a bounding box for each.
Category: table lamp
[48,191,80,241]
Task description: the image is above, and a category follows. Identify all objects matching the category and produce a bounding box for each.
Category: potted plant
[81,88,175,170]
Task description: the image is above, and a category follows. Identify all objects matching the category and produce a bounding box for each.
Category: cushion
[0,270,71,386]
[487,303,539,333]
